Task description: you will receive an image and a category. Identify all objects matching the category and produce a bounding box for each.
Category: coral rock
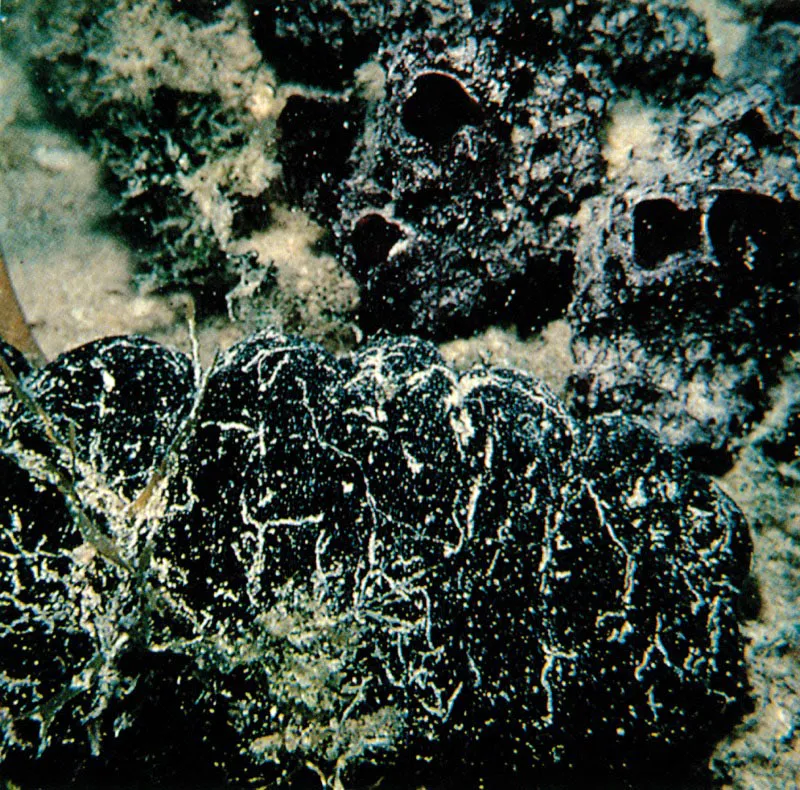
[570,86,800,469]
[267,0,713,336]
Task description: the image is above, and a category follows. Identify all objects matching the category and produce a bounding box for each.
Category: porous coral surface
[570,84,800,467]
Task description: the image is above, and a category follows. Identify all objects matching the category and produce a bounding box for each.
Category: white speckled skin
[0,331,750,785]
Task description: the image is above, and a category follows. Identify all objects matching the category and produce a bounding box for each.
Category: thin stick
[0,241,46,363]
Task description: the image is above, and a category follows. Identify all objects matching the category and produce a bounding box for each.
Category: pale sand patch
[688,0,750,77]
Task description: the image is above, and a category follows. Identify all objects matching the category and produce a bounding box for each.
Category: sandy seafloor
[0,1,799,788]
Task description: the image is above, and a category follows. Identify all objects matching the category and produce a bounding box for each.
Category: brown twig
[0,240,46,363]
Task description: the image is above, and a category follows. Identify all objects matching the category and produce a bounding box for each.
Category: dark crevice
[683,443,735,476]
[168,0,226,22]
[512,252,575,337]
[401,73,483,147]
[734,108,782,150]
[706,190,798,278]
[277,94,362,217]
[247,4,379,88]
[230,194,272,239]
[351,214,404,281]
[633,199,702,270]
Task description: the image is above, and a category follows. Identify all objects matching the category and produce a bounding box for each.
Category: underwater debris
[0,243,44,362]
[1,330,750,786]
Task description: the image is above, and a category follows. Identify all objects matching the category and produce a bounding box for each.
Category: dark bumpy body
[1,332,749,786]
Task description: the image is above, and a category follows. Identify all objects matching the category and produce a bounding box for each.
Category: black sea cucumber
[0,331,750,786]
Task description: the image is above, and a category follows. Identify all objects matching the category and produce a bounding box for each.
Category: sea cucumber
[0,330,750,786]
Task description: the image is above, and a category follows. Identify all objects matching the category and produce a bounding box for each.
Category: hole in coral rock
[706,190,783,273]
[230,194,272,239]
[633,199,702,269]
[351,214,404,280]
[401,72,483,147]
[734,108,781,151]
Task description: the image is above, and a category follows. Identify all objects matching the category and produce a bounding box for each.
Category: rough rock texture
[570,85,800,469]
[1,332,750,786]
[266,0,713,337]
[734,15,800,104]
[704,353,800,787]
[256,0,713,96]
[4,0,287,294]
[334,20,608,338]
